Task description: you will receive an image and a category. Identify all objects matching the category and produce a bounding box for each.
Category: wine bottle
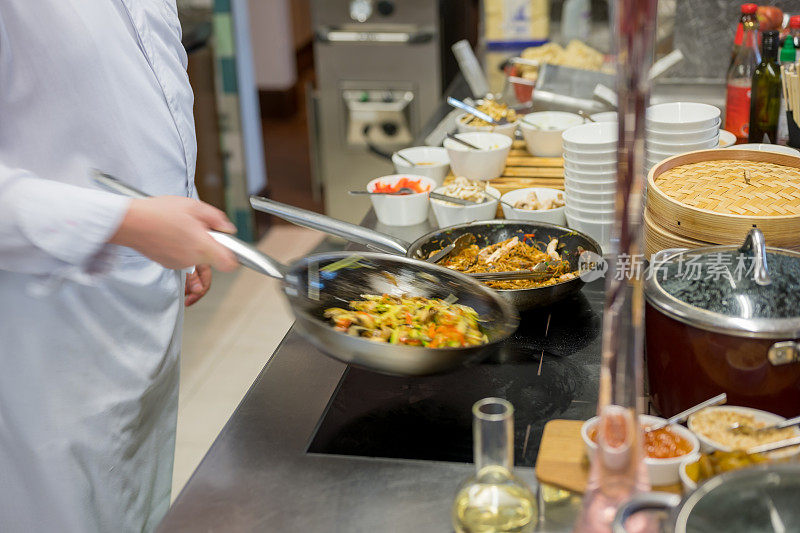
[748,31,782,143]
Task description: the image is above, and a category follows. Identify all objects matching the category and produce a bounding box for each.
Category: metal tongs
[645,393,727,433]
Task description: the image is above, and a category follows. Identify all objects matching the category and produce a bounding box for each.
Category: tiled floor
[172,225,324,498]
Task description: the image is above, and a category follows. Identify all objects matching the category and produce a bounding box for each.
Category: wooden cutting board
[534,419,682,495]
[444,140,565,196]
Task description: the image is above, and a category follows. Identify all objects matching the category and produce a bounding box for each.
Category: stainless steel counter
[157,212,593,532]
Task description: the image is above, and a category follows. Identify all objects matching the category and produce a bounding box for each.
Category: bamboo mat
[444,140,564,194]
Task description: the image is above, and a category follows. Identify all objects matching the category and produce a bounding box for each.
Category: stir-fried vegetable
[324,294,488,347]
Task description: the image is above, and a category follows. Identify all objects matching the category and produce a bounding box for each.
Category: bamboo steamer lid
[646,149,800,249]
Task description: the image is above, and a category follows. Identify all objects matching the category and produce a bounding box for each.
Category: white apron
[0,1,196,531]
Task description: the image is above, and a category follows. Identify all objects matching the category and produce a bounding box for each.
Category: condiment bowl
[687,406,800,459]
[563,167,618,183]
[647,135,720,153]
[392,147,450,186]
[455,112,518,139]
[566,212,613,251]
[646,102,721,132]
[444,132,513,180]
[564,183,616,202]
[561,122,618,153]
[646,121,720,143]
[500,187,566,225]
[519,111,584,157]
[563,148,618,163]
[563,155,617,173]
[366,174,436,227]
[565,204,615,220]
[564,175,617,194]
[430,185,500,227]
[582,415,701,486]
[678,452,702,493]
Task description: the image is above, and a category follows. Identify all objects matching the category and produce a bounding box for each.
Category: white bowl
[717,129,737,147]
[519,111,584,157]
[646,102,721,132]
[430,185,500,227]
[500,188,567,225]
[647,134,720,153]
[678,452,702,493]
[566,213,613,251]
[591,111,618,123]
[455,112,518,139]
[565,176,617,194]
[726,143,800,156]
[444,132,513,181]
[563,155,617,173]
[581,415,701,487]
[366,174,435,227]
[392,147,450,186]
[687,406,800,459]
[563,148,618,163]
[563,167,618,183]
[562,122,618,152]
[646,122,720,144]
[564,183,616,202]
[564,202,614,218]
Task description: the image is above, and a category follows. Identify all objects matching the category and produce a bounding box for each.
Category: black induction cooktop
[308,280,604,467]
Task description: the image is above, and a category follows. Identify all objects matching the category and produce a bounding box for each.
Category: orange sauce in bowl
[589,424,693,459]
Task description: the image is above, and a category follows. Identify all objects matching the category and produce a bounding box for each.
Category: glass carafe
[452,398,538,533]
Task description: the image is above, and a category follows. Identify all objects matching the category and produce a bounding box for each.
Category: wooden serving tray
[646,150,800,250]
[444,140,565,196]
[534,419,682,495]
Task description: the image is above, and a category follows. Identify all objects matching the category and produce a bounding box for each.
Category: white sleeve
[0,163,131,277]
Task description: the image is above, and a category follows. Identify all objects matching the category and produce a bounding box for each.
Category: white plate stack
[646,102,721,172]
[561,122,618,252]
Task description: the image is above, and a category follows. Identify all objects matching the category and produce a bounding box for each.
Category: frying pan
[92,172,519,376]
[249,196,602,311]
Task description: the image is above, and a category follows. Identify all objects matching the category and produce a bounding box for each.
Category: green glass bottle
[748,31,782,143]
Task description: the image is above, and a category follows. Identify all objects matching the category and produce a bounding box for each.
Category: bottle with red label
[725,3,760,143]
[729,3,759,70]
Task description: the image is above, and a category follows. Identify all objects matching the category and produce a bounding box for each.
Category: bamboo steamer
[643,208,712,257]
[647,149,800,249]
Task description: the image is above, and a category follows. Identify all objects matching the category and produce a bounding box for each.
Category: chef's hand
[184,264,212,306]
[110,196,238,272]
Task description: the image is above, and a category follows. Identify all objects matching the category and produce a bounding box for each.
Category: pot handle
[739,228,772,286]
[249,196,411,255]
[92,171,286,280]
[611,492,681,533]
[768,341,800,366]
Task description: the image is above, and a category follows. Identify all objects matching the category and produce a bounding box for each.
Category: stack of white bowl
[561,122,617,252]
[646,102,721,171]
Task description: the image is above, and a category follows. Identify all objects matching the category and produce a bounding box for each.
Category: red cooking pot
[644,229,800,417]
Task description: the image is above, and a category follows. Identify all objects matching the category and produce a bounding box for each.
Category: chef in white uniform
[0,1,238,531]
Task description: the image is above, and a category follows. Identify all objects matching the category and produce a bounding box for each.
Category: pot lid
[675,464,800,533]
[645,229,800,337]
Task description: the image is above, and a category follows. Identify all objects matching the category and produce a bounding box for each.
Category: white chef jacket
[0,1,196,531]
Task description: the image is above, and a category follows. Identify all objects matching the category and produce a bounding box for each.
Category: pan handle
[92,170,286,280]
[249,195,411,256]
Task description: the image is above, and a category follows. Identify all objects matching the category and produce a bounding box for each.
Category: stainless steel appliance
[309,0,443,222]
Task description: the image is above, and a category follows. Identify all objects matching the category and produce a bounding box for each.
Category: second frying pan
[249,196,601,311]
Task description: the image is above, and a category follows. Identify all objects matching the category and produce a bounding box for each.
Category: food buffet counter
[157,209,604,532]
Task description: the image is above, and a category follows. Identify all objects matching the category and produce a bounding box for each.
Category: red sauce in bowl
[589,424,693,459]
[371,177,430,194]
